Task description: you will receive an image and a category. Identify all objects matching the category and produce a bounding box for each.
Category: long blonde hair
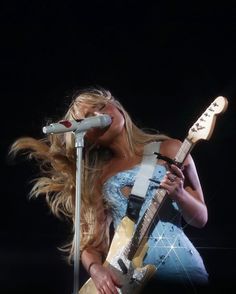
[9,87,169,262]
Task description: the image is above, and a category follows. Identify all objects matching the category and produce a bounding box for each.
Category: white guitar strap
[126,141,161,222]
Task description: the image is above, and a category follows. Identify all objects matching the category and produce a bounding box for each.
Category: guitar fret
[147,207,156,216]
[175,139,193,163]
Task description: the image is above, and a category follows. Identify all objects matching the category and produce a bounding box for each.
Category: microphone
[42,114,112,134]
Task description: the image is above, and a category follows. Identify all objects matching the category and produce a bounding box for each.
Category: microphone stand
[72,130,86,294]
[41,115,111,293]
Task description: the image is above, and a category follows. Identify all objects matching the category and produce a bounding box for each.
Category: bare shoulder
[159,138,183,159]
[160,138,194,167]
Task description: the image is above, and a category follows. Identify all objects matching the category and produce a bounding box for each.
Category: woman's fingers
[92,264,121,294]
[110,268,122,288]
[169,164,185,180]
[160,164,185,199]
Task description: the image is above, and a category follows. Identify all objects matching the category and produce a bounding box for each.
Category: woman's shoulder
[159,138,182,158]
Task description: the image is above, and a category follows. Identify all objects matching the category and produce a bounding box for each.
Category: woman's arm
[160,139,208,228]
[81,247,103,275]
[81,245,122,294]
[80,213,122,293]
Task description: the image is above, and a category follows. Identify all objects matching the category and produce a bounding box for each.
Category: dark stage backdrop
[1,1,236,293]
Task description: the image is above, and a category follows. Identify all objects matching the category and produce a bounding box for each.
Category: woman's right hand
[89,263,122,294]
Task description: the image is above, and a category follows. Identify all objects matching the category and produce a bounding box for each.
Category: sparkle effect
[145,213,206,291]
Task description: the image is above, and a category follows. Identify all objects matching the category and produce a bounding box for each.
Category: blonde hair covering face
[10,87,169,262]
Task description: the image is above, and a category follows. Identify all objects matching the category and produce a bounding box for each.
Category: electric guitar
[79,96,228,294]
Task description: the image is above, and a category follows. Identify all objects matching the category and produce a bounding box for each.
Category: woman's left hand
[160,164,185,201]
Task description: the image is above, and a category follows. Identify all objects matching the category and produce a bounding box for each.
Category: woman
[10,87,209,293]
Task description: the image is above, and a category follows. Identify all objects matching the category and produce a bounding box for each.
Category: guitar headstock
[187,96,228,144]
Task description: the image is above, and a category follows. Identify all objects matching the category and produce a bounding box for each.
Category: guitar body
[79,216,156,294]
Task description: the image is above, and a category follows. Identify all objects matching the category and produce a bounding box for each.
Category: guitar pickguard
[79,216,156,294]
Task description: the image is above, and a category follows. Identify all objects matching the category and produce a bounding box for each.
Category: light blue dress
[103,163,209,289]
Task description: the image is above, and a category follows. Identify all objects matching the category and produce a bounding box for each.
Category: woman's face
[76,101,125,146]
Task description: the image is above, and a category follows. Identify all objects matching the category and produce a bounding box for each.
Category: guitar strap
[126,141,161,223]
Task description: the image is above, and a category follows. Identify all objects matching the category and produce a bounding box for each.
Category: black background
[1,1,236,293]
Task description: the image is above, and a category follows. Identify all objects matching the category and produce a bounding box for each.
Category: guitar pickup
[118,258,128,274]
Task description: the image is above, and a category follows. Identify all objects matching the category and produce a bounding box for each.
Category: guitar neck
[125,96,228,260]
[126,138,194,260]
[174,138,194,163]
